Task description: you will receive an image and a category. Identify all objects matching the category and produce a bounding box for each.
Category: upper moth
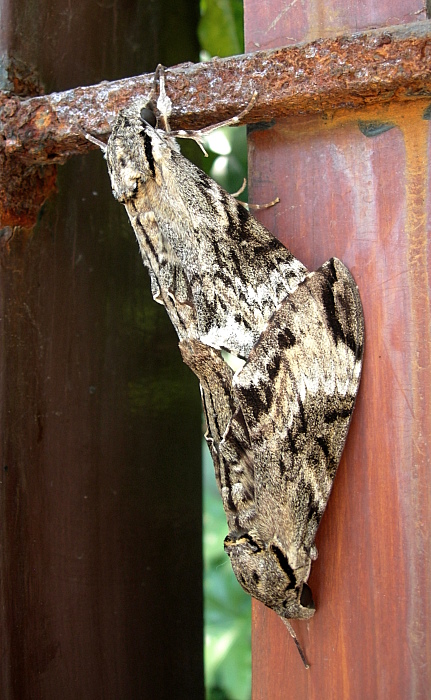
[90,68,364,667]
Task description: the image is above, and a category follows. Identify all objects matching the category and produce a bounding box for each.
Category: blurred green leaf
[203,442,251,700]
[204,125,248,201]
[199,0,244,58]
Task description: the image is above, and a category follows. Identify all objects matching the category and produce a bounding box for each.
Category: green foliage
[198,0,244,58]
[203,443,251,700]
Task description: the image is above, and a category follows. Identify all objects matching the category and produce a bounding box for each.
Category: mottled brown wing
[231,257,364,555]
[179,339,256,532]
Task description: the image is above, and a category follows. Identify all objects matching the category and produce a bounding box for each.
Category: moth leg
[173,91,258,138]
[155,63,258,142]
[229,179,280,211]
[169,92,259,156]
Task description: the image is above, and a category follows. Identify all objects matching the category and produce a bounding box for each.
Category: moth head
[224,530,315,621]
[105,100,177,202]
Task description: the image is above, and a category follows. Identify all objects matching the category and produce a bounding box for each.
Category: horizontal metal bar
[1,20,431,228]
[1,20,431,167]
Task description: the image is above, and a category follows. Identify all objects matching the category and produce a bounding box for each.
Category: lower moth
[88,67,364,667]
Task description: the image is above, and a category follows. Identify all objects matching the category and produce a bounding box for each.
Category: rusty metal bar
[1,19,431,226]
[2,20,431,165]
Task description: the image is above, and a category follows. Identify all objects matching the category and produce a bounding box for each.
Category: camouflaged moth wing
[180,258,363,668]
[98,72,364,667]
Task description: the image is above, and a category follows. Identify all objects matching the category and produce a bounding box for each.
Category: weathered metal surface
[0,158,57,228]
[0,59,58,228]
[1,20,431,165]
[3,20,431,227]
[246,2,431,699]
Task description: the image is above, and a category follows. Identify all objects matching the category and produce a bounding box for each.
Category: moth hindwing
[103,76,365,668]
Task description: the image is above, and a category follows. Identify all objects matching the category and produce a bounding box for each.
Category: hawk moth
[89,69,364,667]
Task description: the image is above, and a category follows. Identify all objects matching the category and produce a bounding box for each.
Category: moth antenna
[282,618,310,669]
[85,133,107,153]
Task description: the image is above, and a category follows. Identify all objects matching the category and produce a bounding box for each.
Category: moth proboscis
[89,65,365,669]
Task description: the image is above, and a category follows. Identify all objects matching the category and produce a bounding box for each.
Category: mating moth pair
[88,67,364,667]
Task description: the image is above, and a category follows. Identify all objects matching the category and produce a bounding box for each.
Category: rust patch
[0,158,57,229]
[0,58,57,229]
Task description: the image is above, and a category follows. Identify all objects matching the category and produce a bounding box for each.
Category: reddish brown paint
[245,2,431,698]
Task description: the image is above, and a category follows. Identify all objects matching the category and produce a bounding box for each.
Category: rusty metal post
[246,2,431,698]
